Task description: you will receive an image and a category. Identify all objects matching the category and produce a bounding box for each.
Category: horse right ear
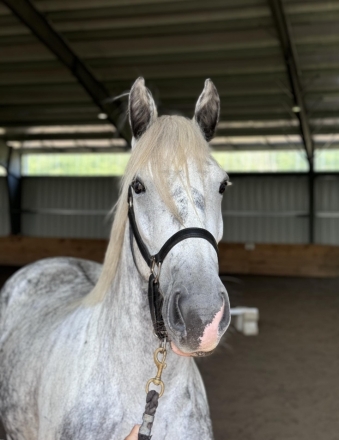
[129,77,157,143]
[194,79,220,142]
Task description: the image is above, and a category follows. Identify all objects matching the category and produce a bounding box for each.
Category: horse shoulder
[0,258,104,439]
[0,257,102,351]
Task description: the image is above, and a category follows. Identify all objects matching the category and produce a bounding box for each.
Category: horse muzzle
[164,284,231,356]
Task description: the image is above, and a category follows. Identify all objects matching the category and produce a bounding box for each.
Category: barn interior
[1,1,339,439]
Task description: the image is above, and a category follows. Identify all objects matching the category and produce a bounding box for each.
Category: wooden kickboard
[1,236,339,278]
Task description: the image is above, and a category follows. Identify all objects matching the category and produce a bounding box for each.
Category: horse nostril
[169,292,186,335]
[219,290,231,327]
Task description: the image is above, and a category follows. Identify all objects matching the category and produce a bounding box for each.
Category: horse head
[127,77,231,357]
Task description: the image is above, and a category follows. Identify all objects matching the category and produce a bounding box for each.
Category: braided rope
[138,390,160,439]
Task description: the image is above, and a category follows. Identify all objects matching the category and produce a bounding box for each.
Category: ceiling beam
[2,0,131,145]
[2,131,116,142]
[4,125,339,142]
[268,0,314,162]
[0,126,301,142]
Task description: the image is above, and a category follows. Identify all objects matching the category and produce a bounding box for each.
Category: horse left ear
[194,79,220,142]
[129,77,158,143]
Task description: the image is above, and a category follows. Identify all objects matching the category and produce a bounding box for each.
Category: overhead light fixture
[98,112,108,120]
[292,106,301,113]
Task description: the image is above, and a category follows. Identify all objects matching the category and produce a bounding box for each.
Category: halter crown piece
[127,183,219,340]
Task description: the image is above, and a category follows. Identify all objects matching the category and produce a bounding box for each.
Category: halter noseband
[128,184,219,341]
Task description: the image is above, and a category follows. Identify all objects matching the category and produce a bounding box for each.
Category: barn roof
[1,0,339,154]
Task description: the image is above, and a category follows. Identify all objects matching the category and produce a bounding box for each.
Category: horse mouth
[193,350,215,357]
[170,341,215,357]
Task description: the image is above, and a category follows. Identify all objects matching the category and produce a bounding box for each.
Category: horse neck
[97,221,192,385]
[101,223,154,353]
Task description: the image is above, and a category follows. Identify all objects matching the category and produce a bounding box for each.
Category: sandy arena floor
[1,267,338,440]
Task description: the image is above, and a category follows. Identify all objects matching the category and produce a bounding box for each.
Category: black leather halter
[128,184,219,340]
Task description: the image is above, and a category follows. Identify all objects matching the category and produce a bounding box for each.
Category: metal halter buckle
[150,258,162,283]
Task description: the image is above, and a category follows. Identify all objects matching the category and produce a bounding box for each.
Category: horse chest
[57,375,213,440]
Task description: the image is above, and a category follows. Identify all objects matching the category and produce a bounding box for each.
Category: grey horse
[0,78,231,440]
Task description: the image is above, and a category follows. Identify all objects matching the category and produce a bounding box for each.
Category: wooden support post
[308,158,315,244]
[0,141,8,169]
[0,143,22,235]
[269,0,316,244]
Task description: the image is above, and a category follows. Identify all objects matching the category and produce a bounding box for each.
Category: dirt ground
[0,267,338,440]
[199,274,339,440]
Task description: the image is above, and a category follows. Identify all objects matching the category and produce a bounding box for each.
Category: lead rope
[138,340,168,439]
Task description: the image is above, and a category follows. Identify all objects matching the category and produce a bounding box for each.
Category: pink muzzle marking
[198,304,225,352]
[170,342,193,357]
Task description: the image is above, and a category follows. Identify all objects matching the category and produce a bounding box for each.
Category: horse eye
[219,180,229,194]
[132,179,146,194]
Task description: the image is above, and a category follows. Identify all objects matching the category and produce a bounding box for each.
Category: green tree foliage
[21,149,339,176]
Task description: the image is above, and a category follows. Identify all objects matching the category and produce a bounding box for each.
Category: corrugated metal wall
[222,176,309,244]
[0,177,10,236]
[21,177,120,239]
[1,175,336,245]
[315,175,339,245]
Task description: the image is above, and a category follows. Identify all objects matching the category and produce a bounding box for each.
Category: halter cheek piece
[128,184,219,341]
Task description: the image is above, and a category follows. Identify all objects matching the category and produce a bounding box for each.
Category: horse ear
[194,79,220,142]
[129,77,157,142]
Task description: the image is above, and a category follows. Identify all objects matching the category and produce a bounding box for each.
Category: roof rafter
[268,0,314,162]
[2,0,131,146]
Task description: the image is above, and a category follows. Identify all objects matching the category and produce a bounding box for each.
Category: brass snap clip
[145,346,167,397]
